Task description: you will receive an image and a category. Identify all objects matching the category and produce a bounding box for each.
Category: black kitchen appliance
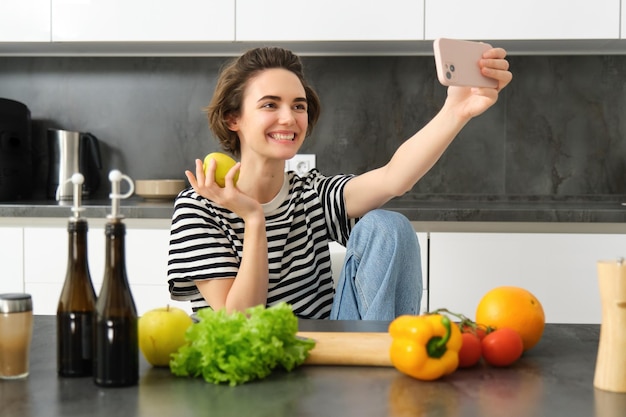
[0,98,33,201]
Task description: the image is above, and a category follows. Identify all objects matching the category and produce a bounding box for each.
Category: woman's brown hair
[206,47,321,157]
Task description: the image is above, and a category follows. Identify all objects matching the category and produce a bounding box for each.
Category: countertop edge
[2,198,626,233]
[3,217,626,234]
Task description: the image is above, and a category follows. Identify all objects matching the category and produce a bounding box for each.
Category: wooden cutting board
[297,332,393,366]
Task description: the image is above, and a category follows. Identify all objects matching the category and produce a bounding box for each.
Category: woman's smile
[268,132,296,141]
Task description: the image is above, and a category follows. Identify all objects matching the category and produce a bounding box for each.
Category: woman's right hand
[444,47,512,121]
[185,158,263,222]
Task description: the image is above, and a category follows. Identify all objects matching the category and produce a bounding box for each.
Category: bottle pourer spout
[108,170,134,220]
[67,173,85,219]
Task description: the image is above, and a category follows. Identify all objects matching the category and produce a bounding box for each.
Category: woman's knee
[357,210,417,244]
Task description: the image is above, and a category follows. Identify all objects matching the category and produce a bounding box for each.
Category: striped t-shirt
[167,169,356,319]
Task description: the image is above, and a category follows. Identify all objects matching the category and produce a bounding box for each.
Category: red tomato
[481,328,524,367]
[458,332,482,368]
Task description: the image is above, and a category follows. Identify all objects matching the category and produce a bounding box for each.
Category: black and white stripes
[167,170,355,319]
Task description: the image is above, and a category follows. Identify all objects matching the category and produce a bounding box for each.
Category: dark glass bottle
[57,218,97,377]
[93,219,138,387]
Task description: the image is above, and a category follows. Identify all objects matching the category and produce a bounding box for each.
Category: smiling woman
[167,45,511,321]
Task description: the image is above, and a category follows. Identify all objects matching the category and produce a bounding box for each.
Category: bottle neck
[105,220,126,271]
[59,218,95,312]
[98,218,136,316]
[67,219,89,267]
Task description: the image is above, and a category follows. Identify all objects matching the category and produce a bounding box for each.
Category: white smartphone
[433,38,498,88]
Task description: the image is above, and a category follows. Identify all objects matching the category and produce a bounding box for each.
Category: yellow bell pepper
[388,314,462,381]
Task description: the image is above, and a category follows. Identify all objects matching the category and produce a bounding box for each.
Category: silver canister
[47,129,102,200]
[0,293,34,379]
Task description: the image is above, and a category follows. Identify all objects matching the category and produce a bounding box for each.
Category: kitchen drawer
[24,227,170,286]
[0,227,24,293]
[24,225,174,315]
[24,227,105,285]
[429,232,626,324]
[125,229,171,285]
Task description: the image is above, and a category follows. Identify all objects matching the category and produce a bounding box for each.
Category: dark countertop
[389,197,626,223]
[2,195,626,223]
[0,198,177,220]
[2,316,625,417]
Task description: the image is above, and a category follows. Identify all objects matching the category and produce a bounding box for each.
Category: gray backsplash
[1,54,625,201]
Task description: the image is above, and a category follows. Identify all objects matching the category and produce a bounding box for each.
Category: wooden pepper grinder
[594,259,626,392]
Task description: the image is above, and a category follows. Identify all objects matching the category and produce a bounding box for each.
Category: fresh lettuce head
[169,302,315,386]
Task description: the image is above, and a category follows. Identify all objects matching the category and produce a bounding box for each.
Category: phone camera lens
[446,71,452,80]
[449,65,455,72]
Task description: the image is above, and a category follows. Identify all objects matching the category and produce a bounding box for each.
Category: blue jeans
[330,210,422,320]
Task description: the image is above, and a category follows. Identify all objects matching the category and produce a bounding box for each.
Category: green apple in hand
[138,305,193,367]
[203,152,239,187]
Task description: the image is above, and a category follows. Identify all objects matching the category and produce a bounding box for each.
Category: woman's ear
[226,114,239,132]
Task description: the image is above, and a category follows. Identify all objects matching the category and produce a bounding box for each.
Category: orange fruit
[475,286,545,351]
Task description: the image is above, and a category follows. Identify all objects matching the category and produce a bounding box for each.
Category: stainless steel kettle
[47,129,102,200]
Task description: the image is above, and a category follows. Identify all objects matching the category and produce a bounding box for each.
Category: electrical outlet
[286,154,316,176]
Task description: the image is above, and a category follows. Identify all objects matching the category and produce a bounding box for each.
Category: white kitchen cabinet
[23,227,104,287]
[425,0,620,40]
[0,228,24,293]
[0,0,50,42]
[236,0,424,41]
[621,0,626,39]
[51,0,235,42]
[0,0,624,55]
[429,232,626,324]
[23,225,185,315]
[417,232,429,313]
[18,222,429,315]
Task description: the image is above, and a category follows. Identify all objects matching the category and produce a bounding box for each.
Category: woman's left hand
[446,47,513,120]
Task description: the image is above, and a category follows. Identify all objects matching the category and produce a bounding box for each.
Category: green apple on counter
[138,305,193,367]
[203,152,239,187]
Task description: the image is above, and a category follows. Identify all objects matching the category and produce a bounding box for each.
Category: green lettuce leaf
[169,302,315,386]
